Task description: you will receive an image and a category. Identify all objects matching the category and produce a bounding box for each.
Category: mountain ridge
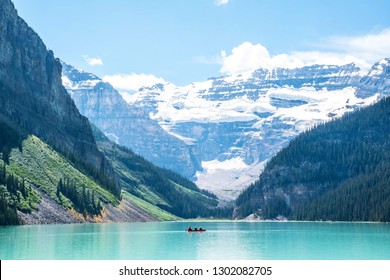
[62,62,200,178]
[126,60,388,200]
[62,59,387,200]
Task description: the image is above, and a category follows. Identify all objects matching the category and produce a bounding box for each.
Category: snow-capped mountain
[61,62,199,178]
[125,63,383,199]
[355,58,390,98]
[62,60,389,200]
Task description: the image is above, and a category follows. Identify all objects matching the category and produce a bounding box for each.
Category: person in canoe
[187,227,206,232]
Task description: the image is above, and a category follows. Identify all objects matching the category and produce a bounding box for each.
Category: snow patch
[196,158,266,201]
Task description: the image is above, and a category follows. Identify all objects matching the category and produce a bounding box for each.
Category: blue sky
[12,0,390,89]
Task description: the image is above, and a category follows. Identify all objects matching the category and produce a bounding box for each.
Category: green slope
[9,135,119,206]
[122,192,178,221]
[0,120,225,225]
[0,127,176,225]
[92,126,221,219]
[0,121,122,225]
[0,122,223,225]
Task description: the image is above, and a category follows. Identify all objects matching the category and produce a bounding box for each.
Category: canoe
[187,229,206,232]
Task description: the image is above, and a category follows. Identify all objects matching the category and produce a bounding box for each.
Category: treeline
[116,144,219,218]
[0,163,38,225]
[0,193,18,226]
[0,122,30,225]
[56,178,102,216]
[95,132,226,218]
[53,143,121,199]
[154,165,218,199]
[0,122,24,165]
[293,161,390,222]
[235,96,390,222]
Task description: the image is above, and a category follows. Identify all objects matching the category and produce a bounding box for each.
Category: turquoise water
[1,221,390,260]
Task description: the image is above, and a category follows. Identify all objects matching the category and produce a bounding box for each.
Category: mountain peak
[61,63,199,178]
[355,58,390,98]
[367,57,390,77]
[61,61,102,89]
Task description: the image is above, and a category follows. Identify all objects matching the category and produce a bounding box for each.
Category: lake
[1,221,390,260]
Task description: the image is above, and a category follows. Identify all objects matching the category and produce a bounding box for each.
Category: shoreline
[1,218,388,228]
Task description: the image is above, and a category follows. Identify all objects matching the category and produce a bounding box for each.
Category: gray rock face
[206,63,361,101]
[62,63,198,178]
[18,187,81,225]
[0,0,116,187]
[355,58,390,98]
[18,185,158,224]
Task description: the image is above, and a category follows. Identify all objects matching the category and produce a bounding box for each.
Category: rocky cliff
[355,58,390,98]
[62,62,199,178]
[0,0,117,192]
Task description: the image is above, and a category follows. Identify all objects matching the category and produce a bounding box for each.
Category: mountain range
[62,57,389,201]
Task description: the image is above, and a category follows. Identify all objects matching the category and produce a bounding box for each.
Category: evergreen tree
[235,97,390,222]
[56,178,103,216]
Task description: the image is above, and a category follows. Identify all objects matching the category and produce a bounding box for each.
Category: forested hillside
[235,97,390,222]
[0,113,227,226]
[92,126,228,219]
[0,121,122,225]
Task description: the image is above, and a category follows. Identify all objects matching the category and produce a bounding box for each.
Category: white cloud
[103,73,166,91]
[324,28,390,62]
[292,51,372,71]
[218,29,390,75]
[83,55,103,66]
[220,42,305,75]
[215,0,229,6]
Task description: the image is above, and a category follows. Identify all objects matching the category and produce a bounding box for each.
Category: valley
[1,0,390,226]
[62,60,386,200]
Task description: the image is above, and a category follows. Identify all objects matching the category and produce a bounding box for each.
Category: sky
[11,0,390,91]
